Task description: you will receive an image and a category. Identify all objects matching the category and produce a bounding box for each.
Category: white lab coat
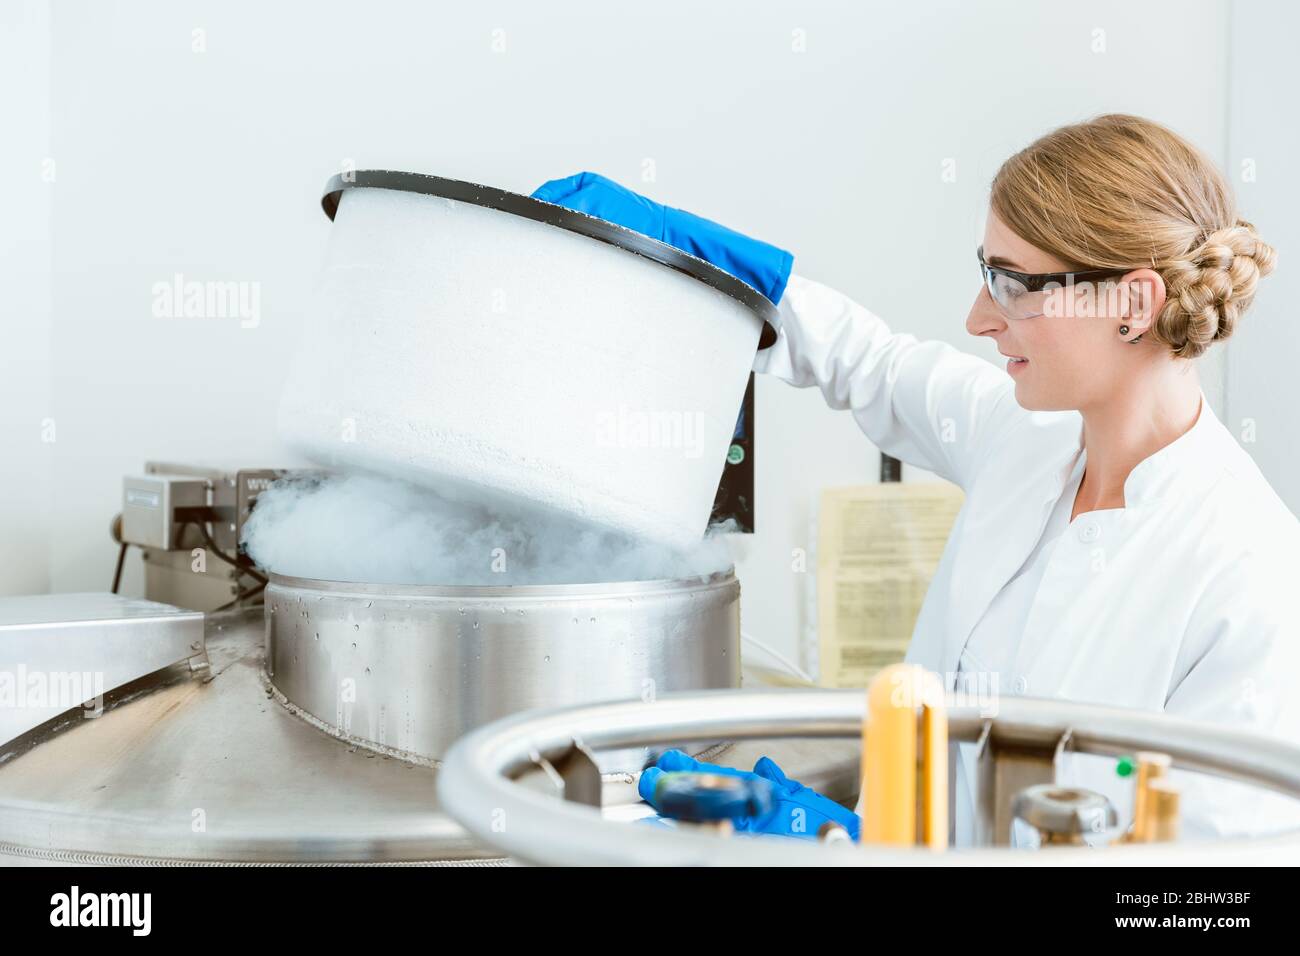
[755,274,1300,844]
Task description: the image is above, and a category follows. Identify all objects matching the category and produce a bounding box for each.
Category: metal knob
[1011,784,1118,845]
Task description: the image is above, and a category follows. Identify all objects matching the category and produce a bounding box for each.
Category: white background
[2,0,1296,665]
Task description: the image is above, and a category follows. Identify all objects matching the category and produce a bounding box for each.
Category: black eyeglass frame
[977,245,1129,295]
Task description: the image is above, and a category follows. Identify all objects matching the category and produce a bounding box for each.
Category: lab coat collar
[1116,393,1225,507]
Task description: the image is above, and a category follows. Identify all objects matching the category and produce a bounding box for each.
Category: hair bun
[1157,221,1277,357]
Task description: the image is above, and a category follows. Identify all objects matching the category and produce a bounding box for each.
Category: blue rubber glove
[639,749,861,840]
[532,172,794,305]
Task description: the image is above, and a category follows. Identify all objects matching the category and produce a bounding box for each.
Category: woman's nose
[966,286,1007,339]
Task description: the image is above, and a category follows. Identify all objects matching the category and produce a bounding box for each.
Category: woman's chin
[1013,379,1073,413]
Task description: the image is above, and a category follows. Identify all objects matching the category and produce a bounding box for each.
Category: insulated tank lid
[320,170,780,349]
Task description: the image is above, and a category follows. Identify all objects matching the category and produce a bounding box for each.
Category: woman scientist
[535,113,1299,845]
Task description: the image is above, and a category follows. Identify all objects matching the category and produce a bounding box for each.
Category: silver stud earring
[1119,325,1130,335]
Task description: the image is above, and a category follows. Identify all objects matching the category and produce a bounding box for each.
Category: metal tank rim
[436,688,1300,866]
[267,568,738,599]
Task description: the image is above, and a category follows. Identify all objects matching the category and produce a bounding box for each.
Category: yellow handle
[862,663,947,850]
[920,679,948,850]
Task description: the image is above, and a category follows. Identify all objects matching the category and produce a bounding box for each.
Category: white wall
[1224,0,1300,509]
[0,0,52,594]
[3,0,1285,664]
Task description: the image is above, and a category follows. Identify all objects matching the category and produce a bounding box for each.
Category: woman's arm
[754,274,1018,489]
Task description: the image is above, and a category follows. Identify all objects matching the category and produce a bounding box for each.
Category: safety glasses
[978,246,1128,320]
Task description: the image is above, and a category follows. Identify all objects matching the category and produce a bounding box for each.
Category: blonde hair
[990,114,1276,358]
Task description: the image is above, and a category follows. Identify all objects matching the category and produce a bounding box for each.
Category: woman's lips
[1005,355,1028,375]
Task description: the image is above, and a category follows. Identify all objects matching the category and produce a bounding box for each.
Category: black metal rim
[320,170,779,348]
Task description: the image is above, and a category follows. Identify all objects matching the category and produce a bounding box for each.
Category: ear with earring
[1118,274,1157,344]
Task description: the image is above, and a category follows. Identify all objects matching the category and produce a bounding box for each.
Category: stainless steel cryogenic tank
[0,572,791,864]
[263,571,742,772]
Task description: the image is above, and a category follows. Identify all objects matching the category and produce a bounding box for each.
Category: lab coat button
[1013,675,1029,695]
[1078,521,1101,543]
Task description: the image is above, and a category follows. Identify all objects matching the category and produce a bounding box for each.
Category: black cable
[112,511,268,605]
[110,541,130,594]
[177,520,269,586]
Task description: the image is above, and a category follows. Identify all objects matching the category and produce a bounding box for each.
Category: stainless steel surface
[141,547,245,613]
[437,690,1300,866]
[0,593,205,745]
[0,608,498,865]
[265,571,741,772]
[0,604,851,866]
[121,474,208,550]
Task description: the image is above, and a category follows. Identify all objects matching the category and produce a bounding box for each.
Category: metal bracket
[548,740,603,808]
[526,741,602,808]
[1053,728,1075,766]
[188,642,212,679]
[527,748,566,796]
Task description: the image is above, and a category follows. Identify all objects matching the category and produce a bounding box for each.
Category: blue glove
[639,749,860,840]
[532,172,794,305]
